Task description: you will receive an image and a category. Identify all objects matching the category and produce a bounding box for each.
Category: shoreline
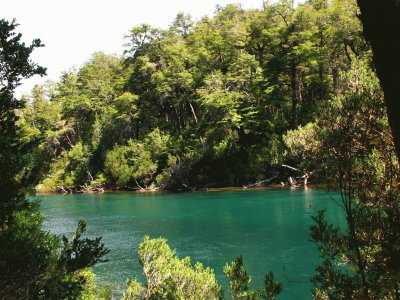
[34,183,324,196]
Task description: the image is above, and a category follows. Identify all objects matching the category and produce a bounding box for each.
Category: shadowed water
[37,188,344,299]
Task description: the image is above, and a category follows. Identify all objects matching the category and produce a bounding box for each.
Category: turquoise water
[38,188,343,299]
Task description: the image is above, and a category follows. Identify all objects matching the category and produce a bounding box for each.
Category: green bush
[123,236,222,300]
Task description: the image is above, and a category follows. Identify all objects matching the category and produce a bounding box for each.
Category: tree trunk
[188,101,198,124]
[290,60,299,129]
[332,66,340,96]
[357,0,400,161]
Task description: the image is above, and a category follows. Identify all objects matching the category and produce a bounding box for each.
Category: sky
[3,0,264,97]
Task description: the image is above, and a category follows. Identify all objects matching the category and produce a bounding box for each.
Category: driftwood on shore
[243,173,279,189]
[77,185,105,194]
[181,183,196,192]
[282,164,299,171]
[66,170,107,193]
[282,164,313,187]
[135,179,146,191]
[57,185,73,194]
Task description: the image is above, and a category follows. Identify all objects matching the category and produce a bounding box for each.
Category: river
[37,187,343,299]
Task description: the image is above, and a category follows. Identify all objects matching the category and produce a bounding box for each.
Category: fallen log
[134,179,146,191]
[57,185,72,194]
[282,164,299,171]
[289,171,314,186]
[57,186,68,194]
[282,164,314,187]
[182,183,196,192]
[243,173,279,189]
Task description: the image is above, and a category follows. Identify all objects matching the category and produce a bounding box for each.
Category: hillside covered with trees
[19,0,371,193]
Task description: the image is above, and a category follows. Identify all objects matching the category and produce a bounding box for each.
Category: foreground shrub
[123,236,222,300]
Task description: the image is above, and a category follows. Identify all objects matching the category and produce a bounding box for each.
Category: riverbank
[34,181,318,196]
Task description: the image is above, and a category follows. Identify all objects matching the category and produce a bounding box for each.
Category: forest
[1,0,400,298]
[17,0,370,193]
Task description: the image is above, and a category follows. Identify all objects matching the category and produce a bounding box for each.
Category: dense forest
[2,0,400,298]
[19,0,370,193]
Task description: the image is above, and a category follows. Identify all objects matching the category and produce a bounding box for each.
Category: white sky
[3,0,264,97]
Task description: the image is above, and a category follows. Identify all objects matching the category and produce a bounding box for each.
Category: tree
[310,59,400,298]
[0,18,46,222]
[224,256,283,300]
[0,19,49,296]
[172,12,194,37]
[224,256,251,299]
[123,236,222,300]
[356,0,400,160]
[0,19,109,298]
[104,128,171,189]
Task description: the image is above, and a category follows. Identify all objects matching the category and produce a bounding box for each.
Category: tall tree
[0,18,46,219]
[356,0,400,160]
[310,59,400,299]
[0,19,108,298]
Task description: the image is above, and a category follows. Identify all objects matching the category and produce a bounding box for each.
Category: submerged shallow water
[37,188,344,299]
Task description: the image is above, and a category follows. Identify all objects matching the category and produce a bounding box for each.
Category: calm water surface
[38,188,344,299]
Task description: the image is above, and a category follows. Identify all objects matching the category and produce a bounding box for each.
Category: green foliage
[283,123,320,159]
[260,272,283,300]
[38,155,69,193]
[104,144,132,186]
[0,18,109,299]
[283,122,320,171]
[19,0,368,191]
[0,18,49,297]
[224,256,251,300]
[59,220,109,273]
[114,92,139,119]
[123,236,222,300]
[224,256,283,300]
[104,128,171,189]
[310,59,400,298]
[0,202,58,298]
[0,201,110,299]
[0,18,46,220]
